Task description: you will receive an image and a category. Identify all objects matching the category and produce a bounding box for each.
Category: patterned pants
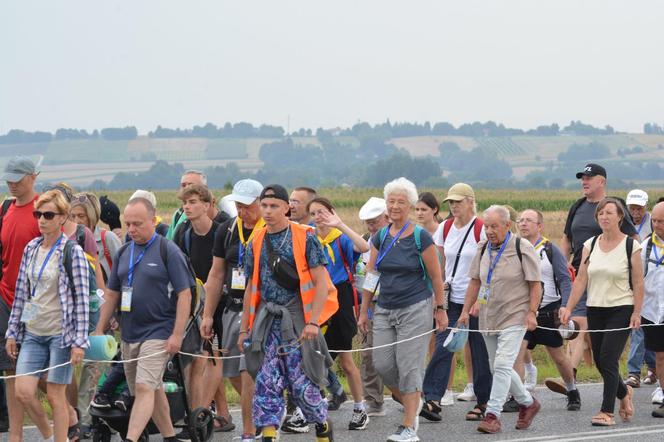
[253,325,328,427]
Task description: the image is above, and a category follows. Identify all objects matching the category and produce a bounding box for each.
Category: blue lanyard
[128,233,158,287]
[652,244,664,268]
[30,235,63,299]
[486,232,511,285]
[238,242,245,268]
[376,222,411,268]
[637,215,648,234]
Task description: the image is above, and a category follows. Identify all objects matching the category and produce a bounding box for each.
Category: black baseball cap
[575,163,607,179]
[260,184,289,203]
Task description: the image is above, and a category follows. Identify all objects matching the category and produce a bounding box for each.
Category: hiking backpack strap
[442,218,453,242]
[645,237,654,278]
[544,241,561,296]
[335,237,359,318]
[100,229,113,271]
[584,236,599,266]
[473,218,483,242]
[626,236,634,291]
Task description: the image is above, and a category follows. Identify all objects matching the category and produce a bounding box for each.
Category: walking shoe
[643,370,658,385]
[524,365,538,391]
[440,389,454,406]
[281,407,309,433]
[326,390,348,411]
[477,413,501,434]
[652,386,664,405]
[261,426,279,441]
[544,378,568,396]
[515,398,541,429]
[241,433,256,442]
[653,404,664,418]
[348,408,369,430]
[90,393,112,409]
[502,396,519,413]
[315,420,334,441]
[366,404,387,417]
[567,389,581,411]
[625,374,641,388]
[457,383,476,402]
[175,428,191,442]
[386,425,419,442]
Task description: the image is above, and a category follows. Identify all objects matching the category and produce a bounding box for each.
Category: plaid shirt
[6,233,90,348]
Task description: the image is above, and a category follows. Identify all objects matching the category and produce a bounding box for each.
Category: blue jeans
[327,369,343,396]
[16,332,73,384]
[627,328,656,375]
[422,301,492,404]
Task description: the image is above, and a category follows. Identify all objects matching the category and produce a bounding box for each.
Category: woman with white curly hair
[358,177,448,442]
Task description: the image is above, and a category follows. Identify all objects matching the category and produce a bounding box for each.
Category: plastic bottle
[163,382,179,393]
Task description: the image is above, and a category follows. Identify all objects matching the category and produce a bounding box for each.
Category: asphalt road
[19,383,664,441]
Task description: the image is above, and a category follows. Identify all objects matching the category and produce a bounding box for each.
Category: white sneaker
[525,365,538,391]
[440,389,455,406]
[652,387,664,405]
[457,383,476,402]
[386,425,419,442]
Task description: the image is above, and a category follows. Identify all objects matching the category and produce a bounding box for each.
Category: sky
[1,0,663,135]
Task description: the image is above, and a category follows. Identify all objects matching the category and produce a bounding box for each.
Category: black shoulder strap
[626,236,634,291]
[565,197,587,242]
[75,224,86,250]
[515,236,522,263]
[645,237,654,278]
[544,241,560,295]
[225,217,238,251]
[450,219,477,280]
[63,239,77,299]
[160,235,168,266]
[173,208,184,227]
[584,235,599,265]
[0,199,15,237]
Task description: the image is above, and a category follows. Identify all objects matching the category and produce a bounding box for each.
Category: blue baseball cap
[443,325,469,352]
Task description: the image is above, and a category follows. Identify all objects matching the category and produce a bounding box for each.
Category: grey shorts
[0,299,14,371]
[571,290,587,318]
[372,296,433,394]
[220,308,245,378]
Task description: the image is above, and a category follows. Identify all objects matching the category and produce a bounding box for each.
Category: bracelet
[306,322,320,328]
[436,305,446,311]
[239,329,249,335]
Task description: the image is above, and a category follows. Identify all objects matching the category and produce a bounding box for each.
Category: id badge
[478,285,490,305]
[363,270,381,296]
[20,302,38,324]
[121,286,133,312]
[231,267,246,291]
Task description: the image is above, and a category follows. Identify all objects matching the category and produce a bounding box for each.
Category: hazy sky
[2,0,663,134]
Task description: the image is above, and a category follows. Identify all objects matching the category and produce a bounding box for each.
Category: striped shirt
[6,233,90,348]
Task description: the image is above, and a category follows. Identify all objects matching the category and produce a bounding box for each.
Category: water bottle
[163,382,178,393]
[89,290,103,313]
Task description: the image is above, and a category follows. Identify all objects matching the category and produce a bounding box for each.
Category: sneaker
[643,370,658,385]
[91,393,112,409]
[652,387,664,405]
[502,396,519,413]
[477,413,501,434]
[175,427,191,442]
[280,407,309,434]
[515,398,541,430]
[567,389,581,411]
[348,408,369,430]
[315,420,334,441]
[261,426,279,441]
[625,374,641,388]
[457,383,476,402]
[327,390,348,411]
[366,404,387,417]
[114,394,133,412]
[524,365,538,391]
[440,390,454,406]
[241,433,255,442]
[544,378,568,396]
[386,425,419,442]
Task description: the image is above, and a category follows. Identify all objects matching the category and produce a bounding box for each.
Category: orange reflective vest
[248,222,338,329]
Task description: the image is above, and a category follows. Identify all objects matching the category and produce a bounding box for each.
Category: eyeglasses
[517,218,538,225]
[33,211,62,220]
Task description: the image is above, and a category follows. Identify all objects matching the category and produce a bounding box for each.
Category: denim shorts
[16,332,73,384]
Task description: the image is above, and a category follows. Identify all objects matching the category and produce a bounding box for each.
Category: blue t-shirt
[324,234,360,285]
[371,227,434,309]
[108,236,194,343]
[245,226,327,306]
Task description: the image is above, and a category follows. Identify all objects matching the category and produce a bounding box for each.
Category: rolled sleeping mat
[85,334,118,361]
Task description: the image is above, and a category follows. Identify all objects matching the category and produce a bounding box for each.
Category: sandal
[465,404,486,421]
[591,411,615,426]
[68,407,81,442]
[213,415,236,432]
[419,399,442,422]
[619,385,634,422]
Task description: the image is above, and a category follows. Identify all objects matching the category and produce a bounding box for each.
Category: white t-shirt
[433,217,486,304]
[641,236,664,323]
[534,242,559,307]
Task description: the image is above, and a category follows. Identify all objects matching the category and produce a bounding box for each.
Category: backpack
[0,199,16,281]
[62,239,100,332]
[378,224,433,291]
[584,235,634,290]
[480,236,522,264]
[541,241,575,297]
[565,196,634,243]
[442,217,483,243]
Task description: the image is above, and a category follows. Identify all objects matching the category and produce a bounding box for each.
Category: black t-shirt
[174,220,220,283]
[212,217,254,300]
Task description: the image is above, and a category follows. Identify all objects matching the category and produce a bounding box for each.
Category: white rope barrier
[1,323,661,379]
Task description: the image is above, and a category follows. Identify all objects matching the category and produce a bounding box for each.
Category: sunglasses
[32,211,62,220]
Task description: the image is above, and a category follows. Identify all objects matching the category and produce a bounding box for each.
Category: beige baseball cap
[443,183,475,202]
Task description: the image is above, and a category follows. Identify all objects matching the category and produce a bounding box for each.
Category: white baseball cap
[129,189,157,208]
[226,179,263,205]
[359,197,387,221]
[626,189,648,207]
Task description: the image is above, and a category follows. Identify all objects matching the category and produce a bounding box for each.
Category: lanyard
[486,231,511,285]
[128,233,158,287]
[637,215,649,234]
[30,235,63,299]
[534,237,543,250]
[376,222,410,268]
[237,217,265,267]
[652,246,664,268]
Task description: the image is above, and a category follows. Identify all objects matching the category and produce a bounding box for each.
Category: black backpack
[584,235,635,290]
[0,199,16,281]
[564,196,634,244]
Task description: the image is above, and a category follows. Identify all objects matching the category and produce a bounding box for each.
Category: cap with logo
[2,156,39,182]
[443,183,475,203]
[227,179,264,205]
[575,163,607,179]
[359,197,387,221]
[129,189,158,208]
[626,189,648,207]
